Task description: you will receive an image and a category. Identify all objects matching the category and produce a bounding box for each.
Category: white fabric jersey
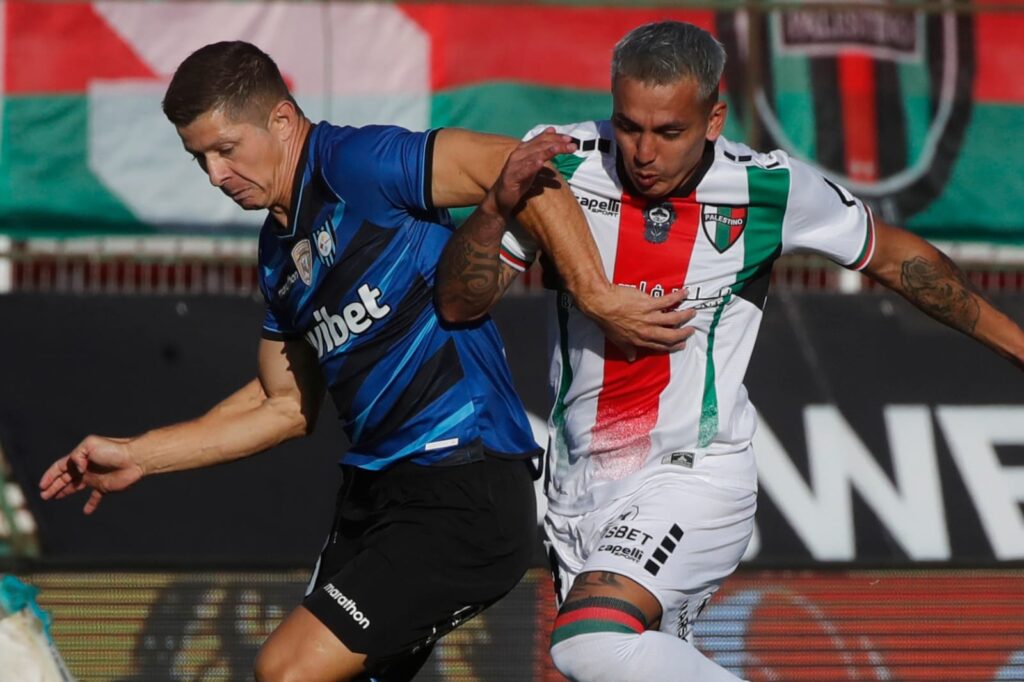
[502,122,875,516]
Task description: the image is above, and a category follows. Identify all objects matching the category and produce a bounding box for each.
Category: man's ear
[268,99,299,141]
[706,101,727,142]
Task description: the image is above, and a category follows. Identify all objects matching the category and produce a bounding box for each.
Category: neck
[269,117,312,229]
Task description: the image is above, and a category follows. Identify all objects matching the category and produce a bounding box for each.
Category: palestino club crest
[643,201,676,244]
[702,205,747,253]
[716,2,974,224]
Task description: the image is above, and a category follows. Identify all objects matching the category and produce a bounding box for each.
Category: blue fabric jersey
[257,122,539,470]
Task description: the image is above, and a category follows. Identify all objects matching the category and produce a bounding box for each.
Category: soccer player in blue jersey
[37,42,689,682]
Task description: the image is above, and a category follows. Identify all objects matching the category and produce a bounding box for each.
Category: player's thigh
[557,473,755,636]
[304,456,536,676]
[255,605,365,682]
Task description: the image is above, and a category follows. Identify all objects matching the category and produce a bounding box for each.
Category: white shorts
[544,470,755,641]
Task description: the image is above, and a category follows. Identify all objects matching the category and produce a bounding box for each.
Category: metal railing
[3,235,1024,296]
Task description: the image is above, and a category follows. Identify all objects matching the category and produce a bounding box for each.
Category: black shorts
[303,453,536,677]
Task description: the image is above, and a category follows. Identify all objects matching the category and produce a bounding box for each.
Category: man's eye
[613,119,637,133]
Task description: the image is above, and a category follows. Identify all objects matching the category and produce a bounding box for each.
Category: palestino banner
[1,1,1024,242]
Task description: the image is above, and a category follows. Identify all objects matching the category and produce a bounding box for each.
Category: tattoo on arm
[437,222,517,311]
[899,252,981,334]
[563,571,627,604]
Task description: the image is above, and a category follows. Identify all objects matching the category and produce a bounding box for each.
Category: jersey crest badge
[291,240,313,286]
[701,205,747,253]
[643,202,676,244]
[314,222,336,266]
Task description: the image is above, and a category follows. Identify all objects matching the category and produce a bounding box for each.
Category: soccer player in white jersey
[436,20,1024,682]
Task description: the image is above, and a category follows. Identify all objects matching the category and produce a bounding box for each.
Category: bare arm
[39,338,325,513]
[863,220,1024,369]
[433,128,694,356]
[435,130,574,320]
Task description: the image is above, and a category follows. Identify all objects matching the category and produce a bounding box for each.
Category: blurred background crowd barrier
[2,0,1024,679]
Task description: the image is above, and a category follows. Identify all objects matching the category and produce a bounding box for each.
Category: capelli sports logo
[578,196,621,217]
[322,583,371,630]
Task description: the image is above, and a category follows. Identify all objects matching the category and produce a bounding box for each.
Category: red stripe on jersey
[589,195,700,478]
[554,606,646,634]
[838,54,879,183]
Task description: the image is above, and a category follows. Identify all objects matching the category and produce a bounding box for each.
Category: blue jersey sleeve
[319,125,438,213]
[257,237,302,341]
[260,306,302,341]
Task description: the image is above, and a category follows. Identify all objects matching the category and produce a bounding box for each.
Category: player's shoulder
[524,120,611,148]
[314,121,416,158]
[713,136,795,173]
[527,120,618,194]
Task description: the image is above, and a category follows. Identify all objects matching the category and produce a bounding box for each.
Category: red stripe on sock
[554,606,646,634]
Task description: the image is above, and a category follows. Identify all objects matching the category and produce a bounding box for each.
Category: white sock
[551,629,745,682]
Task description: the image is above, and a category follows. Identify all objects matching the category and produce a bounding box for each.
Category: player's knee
[551,630,639,682]
[253,644,353,682]
[252,645,284,682]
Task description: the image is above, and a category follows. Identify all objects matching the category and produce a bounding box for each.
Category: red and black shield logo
[716,4,974,224]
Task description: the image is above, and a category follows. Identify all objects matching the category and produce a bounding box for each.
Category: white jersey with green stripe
[503,121,875,515]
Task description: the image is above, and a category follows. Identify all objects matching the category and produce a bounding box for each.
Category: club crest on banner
[643,202,676,244]
[702,205,747,253]
[716,4,974,223]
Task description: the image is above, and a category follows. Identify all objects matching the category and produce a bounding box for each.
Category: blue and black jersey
[257,122,539,470]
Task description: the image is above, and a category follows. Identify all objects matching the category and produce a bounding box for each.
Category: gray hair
[611,21,726,103]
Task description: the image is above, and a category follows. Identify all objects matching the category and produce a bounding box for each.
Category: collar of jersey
[271,123,317,240]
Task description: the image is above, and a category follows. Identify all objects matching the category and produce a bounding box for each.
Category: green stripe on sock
[551,620,637,646]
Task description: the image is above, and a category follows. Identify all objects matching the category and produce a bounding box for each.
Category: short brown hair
[162,41,298,127]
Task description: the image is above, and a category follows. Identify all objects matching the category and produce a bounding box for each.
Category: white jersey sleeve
[781,158,876,271]
[499,221,539,273]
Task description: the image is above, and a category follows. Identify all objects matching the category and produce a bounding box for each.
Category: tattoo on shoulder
[899,253,981,334]
[577,571,625,590]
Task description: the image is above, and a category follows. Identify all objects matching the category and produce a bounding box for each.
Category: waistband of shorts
[546,448,757,516]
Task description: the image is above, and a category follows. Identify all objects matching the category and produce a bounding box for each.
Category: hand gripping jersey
[258,122,539,470]
[502,122,875,515]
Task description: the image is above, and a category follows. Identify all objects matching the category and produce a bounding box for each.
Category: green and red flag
[1,1,1022,242]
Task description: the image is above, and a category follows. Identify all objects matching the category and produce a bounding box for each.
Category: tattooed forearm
[899,252,981,334]
[436,208,517,318]
[439,230,500,298]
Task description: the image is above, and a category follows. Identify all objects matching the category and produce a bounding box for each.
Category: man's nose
[206,157,230,188]
[635,133,656,166]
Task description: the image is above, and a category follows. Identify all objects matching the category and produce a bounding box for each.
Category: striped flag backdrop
[1,1,1022,242]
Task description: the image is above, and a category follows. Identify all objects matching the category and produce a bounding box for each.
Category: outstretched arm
[433,128,694,357]
[863,220,1024,369]
[39,338,325,513]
